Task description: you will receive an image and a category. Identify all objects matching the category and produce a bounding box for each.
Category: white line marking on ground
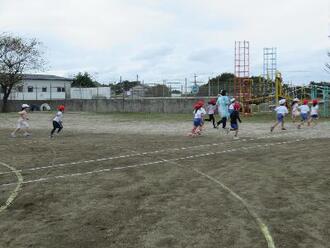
[0,130,309,176]
[190,167,276,248]
[163,158,276,248]
[0,162,23,213]
[0,139,303,187]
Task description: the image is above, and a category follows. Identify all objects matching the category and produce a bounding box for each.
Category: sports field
[0,112,329,248]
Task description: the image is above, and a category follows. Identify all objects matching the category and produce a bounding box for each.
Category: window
[57,87,65,92]
[28,86,33,92]
[42,87,47,92]
[17,86,23,92]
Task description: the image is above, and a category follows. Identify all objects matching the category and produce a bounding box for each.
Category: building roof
[23,74,73,82]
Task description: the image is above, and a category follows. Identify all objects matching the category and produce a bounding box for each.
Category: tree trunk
[1,96,8,113]
[1,86,11,113]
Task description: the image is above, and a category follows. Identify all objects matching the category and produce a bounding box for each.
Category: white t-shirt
[310,105,319,116]
[53,111,63,123]
[275,106,289,115]
[298,105,310,114]
[193,109,204,119]
[207,105,216,114]
[292,103,299,112]
[229,103,234,111]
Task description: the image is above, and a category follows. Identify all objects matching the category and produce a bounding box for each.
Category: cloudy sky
[0,0,329,85]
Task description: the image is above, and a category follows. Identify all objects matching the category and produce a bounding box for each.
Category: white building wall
[1,85,111,100]
[0,79,71,100]
[71,87,111,99]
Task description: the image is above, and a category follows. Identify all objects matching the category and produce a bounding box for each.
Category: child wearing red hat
[308,99,319,127]
[204,99,217,128]
[50,105,65,138]
[229,102,242,138]
[297,100,310,129]
[189,102,205,136]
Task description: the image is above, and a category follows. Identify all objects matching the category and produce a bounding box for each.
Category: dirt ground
[0,112,329,248]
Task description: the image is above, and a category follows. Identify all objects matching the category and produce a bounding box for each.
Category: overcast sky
[0,0,329,85]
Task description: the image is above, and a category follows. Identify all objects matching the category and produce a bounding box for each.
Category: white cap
[230,98,236,103]
[22,104,30,109]
[293,98,299,102]
[279,99,286,105]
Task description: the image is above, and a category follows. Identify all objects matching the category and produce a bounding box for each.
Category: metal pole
[208,77,211,97]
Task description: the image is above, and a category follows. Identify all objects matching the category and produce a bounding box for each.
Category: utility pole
[120,76,124,111]
[185,78,187,95]
[208,77,211,97]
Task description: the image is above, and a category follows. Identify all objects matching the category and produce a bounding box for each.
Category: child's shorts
[277,114,284,122]
[193,118,202,127]
[17,120,29,129]
[231,123,238,130]
[301,113,308,121]
[311,114,318,119]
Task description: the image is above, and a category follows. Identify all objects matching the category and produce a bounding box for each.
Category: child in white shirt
[11,104,31,138]
[228,98,236,115]
[308,99,319,127]
[297,100,310,129]
[271,99,289,132]
[291,98,300,122]
[189,101,205,136]
[204,99,217,128]
[50,105,65,138]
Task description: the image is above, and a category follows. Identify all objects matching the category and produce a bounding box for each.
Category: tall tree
[0,33,44,112]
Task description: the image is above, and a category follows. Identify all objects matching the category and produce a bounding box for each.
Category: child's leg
[23,127,31,135]
[271,121,280,132]
[221,117,227,128]
[12,127,20,135]
[57,123,63,133]
[51,121,58,136]
[11,127,20,137]
[234,129,238,137]
[211,115,216,127]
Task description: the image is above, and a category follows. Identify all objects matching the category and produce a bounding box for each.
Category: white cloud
[0,0,328,84]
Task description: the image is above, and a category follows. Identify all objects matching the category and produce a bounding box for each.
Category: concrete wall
[0,98,211,113]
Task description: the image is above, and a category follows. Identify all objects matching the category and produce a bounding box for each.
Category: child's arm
[238,113,242,123]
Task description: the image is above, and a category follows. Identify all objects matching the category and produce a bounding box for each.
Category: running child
[270,99,289,132]
[297,99,310,129]
[291,98,300,122]
[11,104,31,138]
[229,102,242,138]
[228,98,236,115]
[189,102,204,136]
[204,99,217,128]
[308,99,319,127]
[50,105,65,138]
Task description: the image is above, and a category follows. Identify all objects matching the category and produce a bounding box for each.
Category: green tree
[146,84,171,97]
[0,33,44,112]
[109,80,140,95]
[72,72,99,88]
[197,73,235,96]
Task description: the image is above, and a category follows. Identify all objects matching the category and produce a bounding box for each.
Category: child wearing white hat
[11,104,31,138]
[291,98,300,122]
[271,99,289,132]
